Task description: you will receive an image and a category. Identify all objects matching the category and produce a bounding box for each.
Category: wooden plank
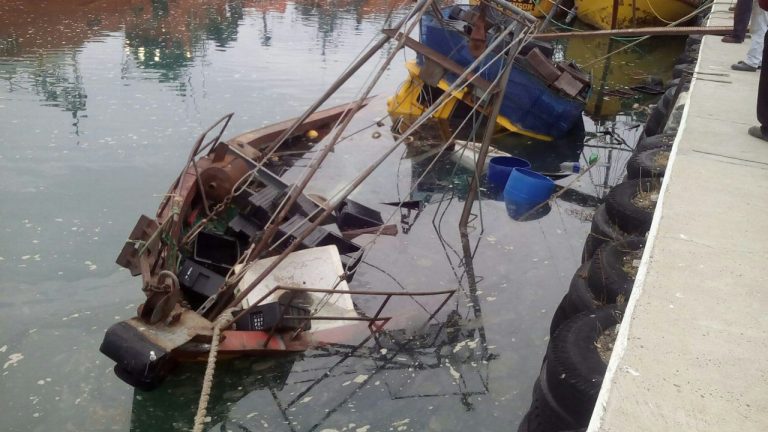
[533,26,733,41]
[381,29,497,93]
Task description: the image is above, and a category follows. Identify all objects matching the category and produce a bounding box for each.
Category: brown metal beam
[381,29,498,93]
[533,26,733,41]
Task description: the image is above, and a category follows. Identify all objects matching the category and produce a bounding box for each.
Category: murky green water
[0,1,684,431]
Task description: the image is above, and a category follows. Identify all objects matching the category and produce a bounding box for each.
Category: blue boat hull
[419,11,586,139]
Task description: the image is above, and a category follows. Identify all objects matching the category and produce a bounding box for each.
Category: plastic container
[503,167,555,217]
[559,161,581,173]
[487,156,531,189]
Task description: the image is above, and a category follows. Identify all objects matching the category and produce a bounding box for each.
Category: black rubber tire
[660,86,678,111]
[626,148,670,180]
[643,102,668,137]
[672,62,694,79]
[635,133,675,153]
[605,178,661,235]
[587,237,645,304]
[685,34,703,50]
[583,204,629,262]
[113,365,164,392]
[676,42,700,65]
[663,78,690,92]
[518,374,579,432]
[550,261,599,337]
[545,306,623,428]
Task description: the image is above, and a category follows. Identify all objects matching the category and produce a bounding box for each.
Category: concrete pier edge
[588,2,768,431]
[585,50,693,432]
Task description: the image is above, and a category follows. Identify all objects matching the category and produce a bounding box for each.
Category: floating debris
[3,353,24,369]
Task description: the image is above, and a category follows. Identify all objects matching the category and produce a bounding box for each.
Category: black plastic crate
[336,198,384,231]
[178,259,225,309]
[193,231,240,269]
[276,214,361,255]
[234,301,311,331]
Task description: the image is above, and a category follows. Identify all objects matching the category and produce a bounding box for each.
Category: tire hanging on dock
[517,375,580,432]
[582,204,629,263]
[643,101,668,137]
[586,237,645,305]
[605,178,661,235]
[544,306,623,429]
[550,261,599,337]
[672,62,694,80]
[634,133,675,154]
[626,148,670,180]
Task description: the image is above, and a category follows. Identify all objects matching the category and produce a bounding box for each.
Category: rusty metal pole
[243,0,434,263]
[611,0,620,29]
[540,0,565,32]
[458,28,529,234]
[260,6,420,158]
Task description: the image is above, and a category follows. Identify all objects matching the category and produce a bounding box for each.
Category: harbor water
[0,1,684,431]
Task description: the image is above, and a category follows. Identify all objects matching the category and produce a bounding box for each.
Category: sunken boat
[388,3,591,141]
[98,2,553,415]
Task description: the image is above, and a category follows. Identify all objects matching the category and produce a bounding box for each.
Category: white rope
[191,313,230,432]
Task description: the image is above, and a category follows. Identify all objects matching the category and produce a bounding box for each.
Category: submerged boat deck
[590,3,768,431]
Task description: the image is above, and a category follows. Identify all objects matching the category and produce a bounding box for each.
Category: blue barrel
[487,156,531,190]
[504,167,555,217]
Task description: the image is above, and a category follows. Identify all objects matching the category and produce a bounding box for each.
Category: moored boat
[387,4,591,141]
[575,0,698,30]
[99,96,457,390]
[472,0,557,18]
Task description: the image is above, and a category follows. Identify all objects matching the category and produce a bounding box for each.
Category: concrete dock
[588,3,768,432]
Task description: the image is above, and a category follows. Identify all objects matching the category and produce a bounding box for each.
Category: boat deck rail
[229,284,457,347]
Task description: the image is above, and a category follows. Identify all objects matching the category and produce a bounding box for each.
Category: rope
[191,313,230,432]
[584,0,714,67]
[645,0,677,24]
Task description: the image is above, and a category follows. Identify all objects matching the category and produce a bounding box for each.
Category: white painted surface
[237,245,358,332]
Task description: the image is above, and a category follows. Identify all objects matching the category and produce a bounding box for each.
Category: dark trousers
[733,0,753,40]
[760,29,768,133]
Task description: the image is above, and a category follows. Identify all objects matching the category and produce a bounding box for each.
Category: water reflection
[0,0,410,116]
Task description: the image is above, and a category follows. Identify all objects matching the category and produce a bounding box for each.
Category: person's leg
[733,0,754,40]
[746,9,768,67]
[758,27,768,134]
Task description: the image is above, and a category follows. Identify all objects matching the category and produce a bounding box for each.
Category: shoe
[721,35,743,43]
[731,61,758,72]
[748,126,768,142]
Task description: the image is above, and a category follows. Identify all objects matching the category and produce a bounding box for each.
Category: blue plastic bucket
[487,156,531,189]
[504,167,555,216]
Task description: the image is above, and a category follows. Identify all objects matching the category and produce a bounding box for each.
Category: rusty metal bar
[227,284,457,327]
[158,113,233,218]
[244,0,433,268]
[610,0,620,30]
[380,29,497,93]
[539,0,564,32]
[423,291,456,326]
[285,315,392,321]
[533,26,733,41]
[277,286,457,296]
[370,294,392,326]
[459,27,529,233]
[259,8,417,158]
